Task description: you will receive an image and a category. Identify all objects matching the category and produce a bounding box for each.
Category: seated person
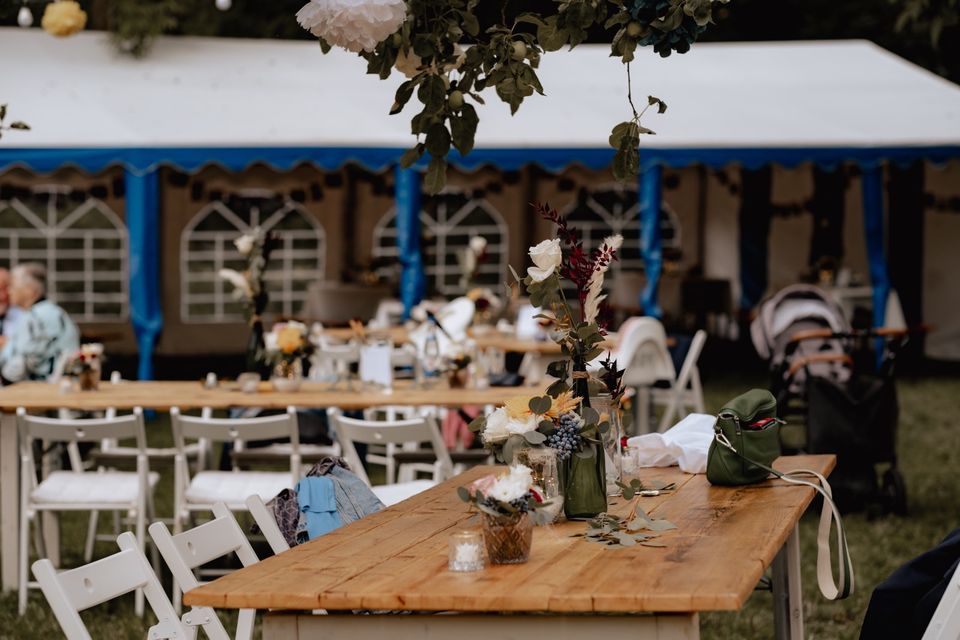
[0,267,22,339]
[0,263,80,384]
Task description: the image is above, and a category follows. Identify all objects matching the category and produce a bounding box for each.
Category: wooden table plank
[184,455,834,614]
[0,380,545,412]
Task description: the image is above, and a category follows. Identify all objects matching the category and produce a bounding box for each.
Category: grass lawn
[1,374,958,638]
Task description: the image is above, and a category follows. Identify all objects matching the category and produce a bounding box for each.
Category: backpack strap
[713,432,854,600]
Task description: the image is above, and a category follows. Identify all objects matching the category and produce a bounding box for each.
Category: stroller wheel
[880,468,908,516]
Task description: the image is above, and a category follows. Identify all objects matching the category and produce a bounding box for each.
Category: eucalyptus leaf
[581,406,600,426]
[399,144,424,169]
[523,430,547,445]
[457,486,471,502]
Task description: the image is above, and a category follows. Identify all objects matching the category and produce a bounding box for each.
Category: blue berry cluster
[546,411,585,461]
[480,493,534,514]
[629,0,708,57]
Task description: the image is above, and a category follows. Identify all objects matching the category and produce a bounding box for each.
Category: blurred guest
[0,263,79,384]
[0,267,22,343]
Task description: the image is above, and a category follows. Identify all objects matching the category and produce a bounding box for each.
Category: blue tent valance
[1,144,958,177]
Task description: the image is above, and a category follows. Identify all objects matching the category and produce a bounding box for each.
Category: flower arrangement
[457,235,487,290]
[265,321,313,366]
[63,343,103,391]
[218,227,279,372]
[457,464,552,526]
[296,0,725,191]
[63,343,104,377]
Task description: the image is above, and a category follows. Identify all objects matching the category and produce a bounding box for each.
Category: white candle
[455,542,482,566]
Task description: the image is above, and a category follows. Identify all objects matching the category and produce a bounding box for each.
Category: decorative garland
[297,0,728,192]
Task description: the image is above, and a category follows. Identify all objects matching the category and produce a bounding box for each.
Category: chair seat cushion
[31,471,159,505]
[185,471,293,505]
[371,480,436,506]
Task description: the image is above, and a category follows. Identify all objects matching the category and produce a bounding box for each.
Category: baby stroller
[751,285,908,515]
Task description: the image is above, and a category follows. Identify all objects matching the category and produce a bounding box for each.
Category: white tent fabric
[3,28,959,151]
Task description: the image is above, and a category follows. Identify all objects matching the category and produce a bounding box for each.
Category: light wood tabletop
[0,380,545,412]
[185,455,834,614]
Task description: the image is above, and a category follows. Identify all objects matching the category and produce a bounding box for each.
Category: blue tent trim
[2,143,957,378]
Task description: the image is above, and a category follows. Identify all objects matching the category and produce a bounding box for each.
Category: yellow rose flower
[42,1,87,37]
[276,327,303,354]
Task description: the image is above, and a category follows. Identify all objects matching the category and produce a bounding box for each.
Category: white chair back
[32,532,188,640]
[18,408,147,455]
[171,406,301,483]
[149,503,259,640]
[618,317,676,387]
[330,413,453,487]
[245,494,291,555]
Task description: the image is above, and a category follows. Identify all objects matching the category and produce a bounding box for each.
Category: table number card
[359,344,393,390]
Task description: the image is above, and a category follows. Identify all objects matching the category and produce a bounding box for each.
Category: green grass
[1,376,958,638]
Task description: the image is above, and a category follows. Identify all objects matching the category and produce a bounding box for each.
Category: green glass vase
[561,355,607,519]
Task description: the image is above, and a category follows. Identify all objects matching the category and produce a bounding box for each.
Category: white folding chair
[82,371,213,564]
[329,412,453,506]
[150,502,260,638]
[32,532,189,640]
[245,494,291,555]
[651,329,707,431]
[171,406,301,536]
[922,563,960,640]
[17,407,158,616]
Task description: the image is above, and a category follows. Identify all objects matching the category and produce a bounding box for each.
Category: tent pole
[124,169,163,381]
[861,164,890,329]
[638,163,663,317]
[395,166,425,320]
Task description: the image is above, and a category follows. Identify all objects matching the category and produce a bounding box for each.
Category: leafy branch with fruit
[297,0,728,192]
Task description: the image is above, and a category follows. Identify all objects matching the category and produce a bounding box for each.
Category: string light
[215,0,232,11]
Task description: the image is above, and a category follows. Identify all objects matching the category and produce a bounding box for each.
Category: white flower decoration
[234,230,258,256]
[482,407,511,443]
[527,238,562,282]
[505,413,539,436]
[488,464,535,503]
[218,268,253,300]
[296,0,407,53]
[469,236,488,254]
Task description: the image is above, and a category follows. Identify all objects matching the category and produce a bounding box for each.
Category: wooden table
[186,456,835,640]
[0,380,542,591]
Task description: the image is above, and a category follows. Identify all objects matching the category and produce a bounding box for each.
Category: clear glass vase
[513,447,564,523]
[271,358,303,392]
[482,512,533,564]
[592,393,624,496]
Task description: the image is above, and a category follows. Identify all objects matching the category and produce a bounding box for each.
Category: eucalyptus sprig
[310,0,727,192]
[572,505,677,548]
[0,104,30,141]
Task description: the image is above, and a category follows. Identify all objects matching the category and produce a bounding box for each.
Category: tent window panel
[0,190,128,322]
[180,195,325,323]
[372,190,509,296]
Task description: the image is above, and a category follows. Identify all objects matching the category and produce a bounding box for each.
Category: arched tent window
[180,191,325,322]
[372,190,508,295]
[0,187,128,321]
[562,184,682,280]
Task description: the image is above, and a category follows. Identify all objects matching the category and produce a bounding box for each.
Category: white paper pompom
[296,0,407,53]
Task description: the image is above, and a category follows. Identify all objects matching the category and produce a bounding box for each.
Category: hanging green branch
[297,0,729,192]
[0,104,30,141]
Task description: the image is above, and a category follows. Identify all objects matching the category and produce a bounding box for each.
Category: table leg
[772,525,804,640]
[1,411,19,591]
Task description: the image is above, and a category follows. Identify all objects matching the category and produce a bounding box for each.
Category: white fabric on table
[626,413,715,474]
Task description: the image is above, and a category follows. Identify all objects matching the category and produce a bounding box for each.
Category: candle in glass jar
[448,530,485,572]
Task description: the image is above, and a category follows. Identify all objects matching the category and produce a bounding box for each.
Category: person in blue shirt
[0,267,22,340]
[0,263,79,384]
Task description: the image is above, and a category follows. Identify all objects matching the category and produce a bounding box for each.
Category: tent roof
[2,28,959,172]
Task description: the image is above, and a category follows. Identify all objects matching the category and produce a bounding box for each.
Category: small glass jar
[448,529,485,572]
[514,447,564,523]
[271,358,303,392]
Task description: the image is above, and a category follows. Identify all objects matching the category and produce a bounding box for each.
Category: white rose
[296,0,407,53]
[489,464,534,502]
[482,407,511,443]
[469,236,487,254]
[234,233,255,256]
[505,414,538,436]
[527,238,562,282]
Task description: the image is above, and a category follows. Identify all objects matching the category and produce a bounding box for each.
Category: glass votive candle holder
[448,529,485,572]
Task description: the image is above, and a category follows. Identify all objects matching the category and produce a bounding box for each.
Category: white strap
[713,433,854,600]
[774,468,854,600]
